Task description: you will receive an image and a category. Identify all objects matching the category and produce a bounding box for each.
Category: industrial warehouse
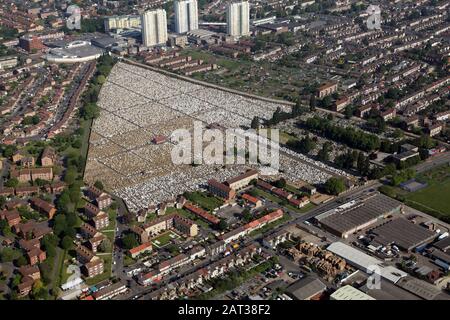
[315,194,401,238]
[369,218,437,252]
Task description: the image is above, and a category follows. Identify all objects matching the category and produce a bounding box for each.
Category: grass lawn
[284,184,303,196]
[79,119,92,163]
[123,255,136,267]
[405,178,450,216]
[184,191,224,211]
[53,248,66,292]
[151,231,179,248]
[180,49,246,71]
[103,230,116,247]
[107,209,117,229]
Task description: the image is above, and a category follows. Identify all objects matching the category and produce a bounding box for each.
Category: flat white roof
[327,242,380,269]
[330,285,375,300]
[327,242,407,284]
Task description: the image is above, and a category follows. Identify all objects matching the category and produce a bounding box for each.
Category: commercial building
[226,1,250,37]
[45,41,103,63]
[174,0,198,34]
[369,218,436,251]
[220,209,283,243]
[285,276,327,300]
[140,213,198,239]
[141,9,168,47]
[85,186,112,210]
[330,285,375,300]
[315,194,401,238]
[327,242,407,284]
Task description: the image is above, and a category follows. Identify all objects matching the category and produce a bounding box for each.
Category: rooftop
[369,218,437,251]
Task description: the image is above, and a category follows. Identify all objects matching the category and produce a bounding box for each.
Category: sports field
[405,164,450,217]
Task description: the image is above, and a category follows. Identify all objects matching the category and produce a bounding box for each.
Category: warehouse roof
[327,242,407,284]
[433,237,450,252]
[396,277,444,300]
[330,285,375,300]
[317,194,400,236]
[369,218,437,251]
[360,280,421,300]
[285,277,327,300]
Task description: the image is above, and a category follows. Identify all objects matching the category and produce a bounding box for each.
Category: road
[415,151,450,173]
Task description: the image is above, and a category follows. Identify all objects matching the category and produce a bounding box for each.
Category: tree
[122,233,139,250]
[94,180,104,190]
[122,211,135,224]
[292,101,304,117]
[217,219,228,231]
[14,255,28,267]
[63,167,77,185]
[53,214,67,237]
[32,280,48,300]
[96,75,106,85]
[250,116,260,129]
[99,238,112,253]
[0,247,20,262]
[321,96,332,109]
[66,212,78,227]
[1,144,17,158]
[317,142,332,162]
[357,152,370,176]
[61,235,73,250]
[80,103,100,120]
[241,209,252,223]
[34,178,49,187]
[273,178,286,189]
[323,177,347,195]
[42,234,58,258]
[309,95,317,111]
[5,178,18,188]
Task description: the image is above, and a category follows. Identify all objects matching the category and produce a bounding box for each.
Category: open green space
[380,164,450,220]
[405,165,450,216]
[151,230,179,248]
[184,191,224,211]
[180,49,247,71]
